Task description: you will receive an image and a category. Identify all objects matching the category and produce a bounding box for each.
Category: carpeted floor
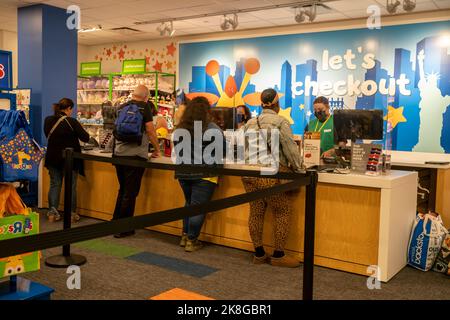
[20,213,450,300]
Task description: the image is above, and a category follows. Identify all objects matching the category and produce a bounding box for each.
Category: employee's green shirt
[307,115,336,155]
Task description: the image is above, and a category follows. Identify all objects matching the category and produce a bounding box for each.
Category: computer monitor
[210,107,236,131]
[333,109,383,141]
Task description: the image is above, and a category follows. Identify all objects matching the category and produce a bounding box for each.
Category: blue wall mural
[179,21,450,153]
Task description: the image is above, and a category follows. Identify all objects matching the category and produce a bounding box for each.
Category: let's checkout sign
[0,50,12,90]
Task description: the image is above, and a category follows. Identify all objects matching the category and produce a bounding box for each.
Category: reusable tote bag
[407,212,448,271]
[0,110,44,182]
[0,184,40,278]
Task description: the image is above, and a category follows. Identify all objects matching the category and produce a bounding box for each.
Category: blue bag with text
[0,110,44,182]
[407,212,448,271]
[113,102,144,144]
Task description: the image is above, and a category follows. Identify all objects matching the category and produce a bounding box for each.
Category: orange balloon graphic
[244,58,260,75]
[206,60,220,76]
[225,76,238,98]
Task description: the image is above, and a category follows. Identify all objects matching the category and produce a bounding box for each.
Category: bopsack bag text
[407,212,448,271]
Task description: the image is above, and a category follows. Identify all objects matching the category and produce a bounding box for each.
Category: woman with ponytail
[44,98,90,222]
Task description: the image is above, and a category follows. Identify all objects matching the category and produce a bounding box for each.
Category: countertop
[82,149,417,189]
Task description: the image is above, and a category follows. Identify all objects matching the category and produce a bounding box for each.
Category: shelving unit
[76,71,176,144]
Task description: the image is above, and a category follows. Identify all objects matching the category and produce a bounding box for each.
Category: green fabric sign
[80,62,101,76]
[122,59,146,74]
[0,212,40,278]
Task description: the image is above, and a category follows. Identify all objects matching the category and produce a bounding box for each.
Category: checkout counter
[390,151,450,226]
[39,150,418,282]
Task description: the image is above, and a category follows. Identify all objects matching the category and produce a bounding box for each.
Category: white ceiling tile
[434,0,450,9]
[238,20,277,28]
[412,1,439,10]
[314,12,351,21]
[269,17,296,26]
[328,0,382,11]
[249,7,294,19]
[222,0,273,10]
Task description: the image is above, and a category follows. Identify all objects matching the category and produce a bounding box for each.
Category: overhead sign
[122,59,146,74]
[80,61,102,76]
[0,50,13,90]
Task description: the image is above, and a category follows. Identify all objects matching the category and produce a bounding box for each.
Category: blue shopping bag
[0,110,44,182]
[407,212,448,271]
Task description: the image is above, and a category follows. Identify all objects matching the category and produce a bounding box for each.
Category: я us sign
[0,50,12,90]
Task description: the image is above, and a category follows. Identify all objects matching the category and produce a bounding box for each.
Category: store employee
[304,96,346,157]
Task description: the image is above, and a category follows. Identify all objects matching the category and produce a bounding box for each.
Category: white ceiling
[0,0,448,45]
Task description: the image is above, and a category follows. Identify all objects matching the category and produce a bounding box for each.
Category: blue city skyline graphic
[181,21,450,153]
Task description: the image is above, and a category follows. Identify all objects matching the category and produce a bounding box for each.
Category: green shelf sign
[80,62,101,76]
[122,59,146,74]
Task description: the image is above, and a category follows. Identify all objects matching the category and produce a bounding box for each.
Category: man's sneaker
[185,239,203,252]
[47,207,61,222]
[179,234,188,247]
[270,255,301,268]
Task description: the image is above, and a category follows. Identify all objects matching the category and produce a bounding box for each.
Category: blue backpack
[113,103,144,143]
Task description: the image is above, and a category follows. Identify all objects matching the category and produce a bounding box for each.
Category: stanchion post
[45,148,87,268]
[303,170,318,300]
[62,147,73,257]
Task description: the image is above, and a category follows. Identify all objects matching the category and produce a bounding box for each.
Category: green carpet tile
[73,239,143,258]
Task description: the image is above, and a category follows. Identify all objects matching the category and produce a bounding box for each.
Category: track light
[403,0,416,12]
[220,13,238,31]
[78,25,102,33]
[157,21,175,37]
[386,0,401,14]
[295,5,316,23]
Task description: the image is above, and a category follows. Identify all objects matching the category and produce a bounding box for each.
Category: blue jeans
[179,179,216,240]
[47,166,77,213]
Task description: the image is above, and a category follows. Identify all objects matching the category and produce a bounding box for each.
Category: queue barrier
[0,148,318,300]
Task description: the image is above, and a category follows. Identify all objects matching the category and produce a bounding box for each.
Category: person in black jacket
[173,97,226,252]
[44,98,90,222]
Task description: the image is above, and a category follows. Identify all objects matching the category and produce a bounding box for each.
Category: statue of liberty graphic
[413,49,450,153]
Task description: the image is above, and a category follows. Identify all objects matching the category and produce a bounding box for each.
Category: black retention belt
[0,178,308,259]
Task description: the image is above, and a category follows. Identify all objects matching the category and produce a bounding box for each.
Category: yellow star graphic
[279,107,294,124]
[299,104,305,110]
[384,105,407,129]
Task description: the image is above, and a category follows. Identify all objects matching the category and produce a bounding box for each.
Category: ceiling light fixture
[78,25,102,33]
[295,4,317,23]
[220,13,238,31]
[403,0,416,12]
[157,21,175,37]
[386,0,401,14]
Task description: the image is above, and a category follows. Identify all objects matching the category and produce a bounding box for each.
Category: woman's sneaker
[47,208,61,222]
[179,234,188,247]
[185,239,203,252]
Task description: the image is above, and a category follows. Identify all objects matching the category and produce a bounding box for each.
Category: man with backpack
[112,85,160,238]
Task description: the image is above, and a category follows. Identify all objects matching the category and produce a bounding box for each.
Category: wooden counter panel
[436,168,450,227]
[41,161,381,276]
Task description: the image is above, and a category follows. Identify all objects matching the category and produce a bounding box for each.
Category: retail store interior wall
[76,9,450,78]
